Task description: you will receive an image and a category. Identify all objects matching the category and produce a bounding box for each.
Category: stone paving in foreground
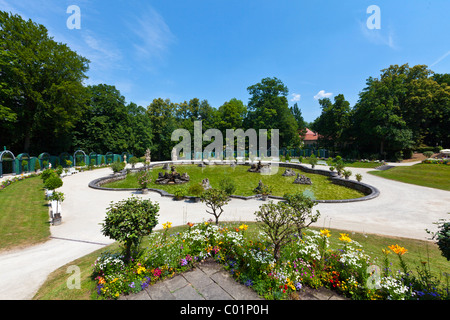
[119,258,347,301]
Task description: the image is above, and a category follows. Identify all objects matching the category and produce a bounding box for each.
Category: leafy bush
[423,151,434,158]
[188,183,205,197]
[111,161,126,173]
[428,218,450,261]
[355,173,362,182]
[101,196,159,263]
[44,174,63,190]
[219,177,236,196]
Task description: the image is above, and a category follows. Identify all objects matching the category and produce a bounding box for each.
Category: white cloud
[430,50,450,67]
[291,93,301,102]
[127,6,176,61]
[314,90,333,100]
[358,19,397,50]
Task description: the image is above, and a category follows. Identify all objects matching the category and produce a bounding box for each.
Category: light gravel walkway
[0,161,449,300]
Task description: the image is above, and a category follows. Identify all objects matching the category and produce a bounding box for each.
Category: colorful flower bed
[91,222,449,300]
[422,159,450,165]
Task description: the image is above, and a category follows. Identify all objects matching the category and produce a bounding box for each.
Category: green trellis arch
[89,152,98,166]
[0,149,16,178]
[16,153,31,174]
[73,150,87,167]
[38,153,51,169]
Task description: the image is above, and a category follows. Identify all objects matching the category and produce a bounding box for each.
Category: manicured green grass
[104,165,364,200]
[33,222,450,300]
[0,176,50,252]
[368,164,450,191]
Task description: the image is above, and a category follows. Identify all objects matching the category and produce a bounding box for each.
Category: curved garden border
[88,161,380,203]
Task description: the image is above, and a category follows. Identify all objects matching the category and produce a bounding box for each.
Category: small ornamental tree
[101,197,159,263]
[309,154,318,168]
[283,192,320,237]
[255,201,297,262]
[200,188,230,225]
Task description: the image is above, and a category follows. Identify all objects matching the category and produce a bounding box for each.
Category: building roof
[302,128,319,141]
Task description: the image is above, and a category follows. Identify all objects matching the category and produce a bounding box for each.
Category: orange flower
[388,244,407,255]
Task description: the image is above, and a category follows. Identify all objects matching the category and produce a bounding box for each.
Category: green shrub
[188,183,205,197]
[309,154,318,168]
[424,151,434,158]
[355,173,362,182]
[44,175,63,190]
[219,177,236,196]
[111,161,125,173]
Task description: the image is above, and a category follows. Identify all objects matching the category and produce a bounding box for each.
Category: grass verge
[368,164,450,191]
[0,176,50,252]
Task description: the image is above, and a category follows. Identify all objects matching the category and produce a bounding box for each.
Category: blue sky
[1,0,449,122]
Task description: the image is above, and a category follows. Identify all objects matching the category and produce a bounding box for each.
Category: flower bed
[422,159,450,165]
[91,222,449,300]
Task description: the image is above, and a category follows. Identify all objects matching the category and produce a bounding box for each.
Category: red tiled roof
[302,128,319,141]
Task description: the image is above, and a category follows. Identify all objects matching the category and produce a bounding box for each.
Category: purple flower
[245,279,253,287]
[180,258,188,266]
[129,282,135,288]
[295,282,303,290]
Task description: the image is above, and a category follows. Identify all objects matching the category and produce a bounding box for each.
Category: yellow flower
[162,221,172,230]
[320,229,331,237]
[389,244,407,255]
[339,233,352,243]
[382,248,391,255]
[239,224,248,231]
[136,266,146,274]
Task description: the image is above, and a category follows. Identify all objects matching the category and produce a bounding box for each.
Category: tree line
[1,12,449,162]
[311,64,450,160]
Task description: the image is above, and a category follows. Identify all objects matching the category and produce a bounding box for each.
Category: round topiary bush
[44,174,63,190]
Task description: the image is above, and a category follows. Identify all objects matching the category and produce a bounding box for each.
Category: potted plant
[111,161,125,175]
[129,156,139,169]
[173,188,187,201]
[343,169,352,179]
[309,154,318,169]
[48,191,65,225]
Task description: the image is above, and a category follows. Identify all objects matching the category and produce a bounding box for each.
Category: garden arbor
[38,153,51,169]
[0,149,16,178]
[73,150,87,167]
[16,153,31,174]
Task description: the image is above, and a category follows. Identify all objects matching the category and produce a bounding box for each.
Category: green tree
[0,11,89,154]
[290,103,307,136]
[72,84,133,154]
[245,77,300,149]
[101,197,159,263]
[283,192,320,237]
[146,98,178,160]
[200,188,230,225]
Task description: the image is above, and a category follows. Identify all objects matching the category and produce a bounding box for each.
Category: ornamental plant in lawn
[91,221,449,300]
[101,196,159,263]
[136,170,152,189]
